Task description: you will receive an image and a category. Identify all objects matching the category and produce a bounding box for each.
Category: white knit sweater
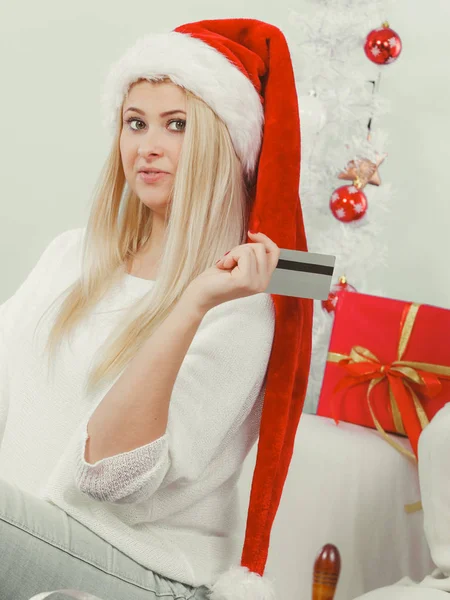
[0,227,276,589]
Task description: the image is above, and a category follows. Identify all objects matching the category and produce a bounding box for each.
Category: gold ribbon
[327,302,450,513]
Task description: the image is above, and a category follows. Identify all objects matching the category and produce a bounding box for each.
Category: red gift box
[316,290,450,461]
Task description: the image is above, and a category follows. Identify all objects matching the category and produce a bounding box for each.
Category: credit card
[265,248,336,300]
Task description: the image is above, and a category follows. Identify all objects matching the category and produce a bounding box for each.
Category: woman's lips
[139,171,169,183]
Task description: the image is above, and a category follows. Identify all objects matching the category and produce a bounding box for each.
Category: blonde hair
[33,77,252,398]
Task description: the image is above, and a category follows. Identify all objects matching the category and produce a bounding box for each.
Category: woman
[0,18,313,600]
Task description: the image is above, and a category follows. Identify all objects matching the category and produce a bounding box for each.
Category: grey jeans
[0,477,210,600]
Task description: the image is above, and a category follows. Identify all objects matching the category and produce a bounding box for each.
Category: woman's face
[120,80,187,216]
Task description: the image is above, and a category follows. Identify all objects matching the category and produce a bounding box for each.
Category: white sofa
[237,413,435,599]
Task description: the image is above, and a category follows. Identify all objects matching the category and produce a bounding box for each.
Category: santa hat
[100,18,313,600]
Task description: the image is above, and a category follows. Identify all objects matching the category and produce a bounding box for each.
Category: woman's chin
[137,196,170,214]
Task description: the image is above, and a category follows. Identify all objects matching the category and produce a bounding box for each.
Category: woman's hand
[183,231,280,314]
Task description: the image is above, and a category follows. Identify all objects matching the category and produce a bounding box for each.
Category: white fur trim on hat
[206,565,277,600]
[100,31,264,177]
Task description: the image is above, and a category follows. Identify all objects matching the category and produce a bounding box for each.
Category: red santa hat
[101,18,313,600]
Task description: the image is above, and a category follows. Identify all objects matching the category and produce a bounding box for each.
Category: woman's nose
[138,129,165,156]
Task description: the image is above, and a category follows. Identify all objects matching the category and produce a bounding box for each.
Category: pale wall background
[1,2,449,309]
[1,0,449,598]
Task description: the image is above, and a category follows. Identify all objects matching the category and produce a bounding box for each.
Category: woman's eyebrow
[123,107,186,117]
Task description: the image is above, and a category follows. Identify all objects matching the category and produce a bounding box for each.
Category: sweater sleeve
[74,292,276,504]
[0,228,82,451]
[74,411,171,504]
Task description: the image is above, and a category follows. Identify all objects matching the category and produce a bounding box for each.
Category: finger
[215,257,232,269]
[230,245,258,287]
[219,233,268,263]
[248,231,279,257]
[216,252,237,269]
[216,231,278,273]
[248,242,268,278]
[225,244,261,275]
[215,250,235,268]
[219,245,242,269]
[221,245,249,270]
[219,241,268,268]
[248,231,280,271]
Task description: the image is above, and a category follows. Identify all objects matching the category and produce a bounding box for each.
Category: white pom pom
[207,565,277,600]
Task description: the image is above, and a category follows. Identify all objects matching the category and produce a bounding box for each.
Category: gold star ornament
[338,154,387,190]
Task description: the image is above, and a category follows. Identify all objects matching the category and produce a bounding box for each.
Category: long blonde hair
[34,77,253,398]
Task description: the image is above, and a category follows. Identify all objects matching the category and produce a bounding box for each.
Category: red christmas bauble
[322,277,357,314]
[330,185,368,222]
[364,22,402,65]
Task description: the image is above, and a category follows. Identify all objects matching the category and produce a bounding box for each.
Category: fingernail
[216,251,230,264]
[248,230,258,234]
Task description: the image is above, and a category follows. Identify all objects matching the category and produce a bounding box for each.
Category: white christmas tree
[284,0,396,413]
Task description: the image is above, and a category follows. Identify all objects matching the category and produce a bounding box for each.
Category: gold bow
[327,303,450,513]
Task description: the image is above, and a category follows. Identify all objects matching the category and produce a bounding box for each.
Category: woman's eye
[125,117,186,132]
[126,118,145,130]
[168,119,186,132]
